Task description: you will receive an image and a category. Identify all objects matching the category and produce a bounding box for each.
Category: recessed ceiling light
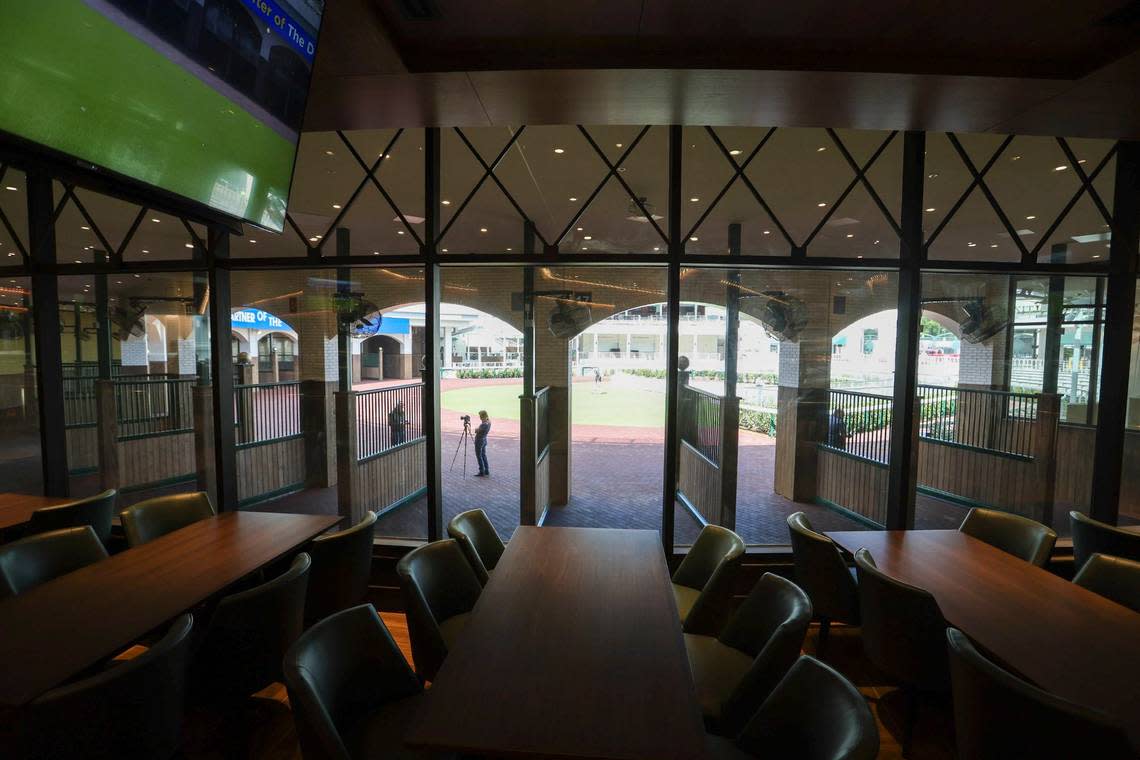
[184,243,194,248]
[690,197,700,203]
[506,247,512,251]
[396,230,405,235]
[846,233,854,238]
[1054,165,1068,171]
[373,251,380,256]
[925,208,936,213]
[816,147,826,152]
[873,240,880,244]
[615,143,623,149]
[928,173,939,179]
[324,150,334,156]
[817,202,827,208]
[1011,155,1021,161]
[990,244,998,248]
[653,246,660,251]
[133,274,140,278]
[249,239,256,243]
[576,227,584,232]
[729,149,742,156]
[582,246,589,250]
[80,225,89,230]
[309,236,319,242]
[569,197,577,202]
[763,230,770,235]
[479,227,488,233]
[1078,159,1087,164]
[689,236,699,242]
[3,186,17,192]
[856,255,863,259]
[441,200,451,205]
[553,148,565,154]
[967,242,977,247]
[584,235,592,240]
[442,248,448,252]
[332,204,341,209]
[74,259,81,263]
[151,218,160,223]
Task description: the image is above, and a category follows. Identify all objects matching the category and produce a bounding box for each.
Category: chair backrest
[959,507,1057,567]
[25,614,194,760]
[192,552,311,702]
[1070,511,1140,572]
[854,548,949,692]
[717,573,813,736]
[447,508,505,585]
[0,525,108,598]
[947,627,1134,760]
[734,656,879,760]
[787,511,859,625]
[396,539,483,681]
[284,604,422,760]
[120,491,215,547]
[1073,553,1140,613]
[674,524,745,634]
[27,489,117,547]
[304,511,377,626]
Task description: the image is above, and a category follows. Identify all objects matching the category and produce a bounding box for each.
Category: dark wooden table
[0,493,75,532]
[0,511,339,706]
[827,530,1140,746]
[406,526,708,760]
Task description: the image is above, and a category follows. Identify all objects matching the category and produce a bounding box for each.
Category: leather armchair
[1073,553,1140,613]
[446,509,504,585]
[947,627,1135,759]
[706,655,879,760]
[672,524,746,634]
[190,552,311,704]
[396,539,482,682]
[120,491,215,547]
[27,489,117,548]
[787,511,859,647]
[0,525,108,598]
[24,614,193,760]
[1070,511,1140,572]
[685,572,812,737]
[304,511,377,627]
[284,604,427,760]
[959,507,1056,566]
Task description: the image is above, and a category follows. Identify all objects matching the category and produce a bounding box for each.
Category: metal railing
[114,377,195,440]
[824,389,893,465]
[536,386,550,459]
[680,384,723,466]
[62,376,97,428]
[356,382,423,461]
[234,381,301,447]
[918,384,1036,458]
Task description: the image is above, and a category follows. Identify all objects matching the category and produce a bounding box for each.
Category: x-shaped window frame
[0,165,30,266]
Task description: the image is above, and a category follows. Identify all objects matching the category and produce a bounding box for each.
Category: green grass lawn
[441,382,666,427]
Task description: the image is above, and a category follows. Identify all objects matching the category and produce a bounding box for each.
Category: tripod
[450,419,473,477]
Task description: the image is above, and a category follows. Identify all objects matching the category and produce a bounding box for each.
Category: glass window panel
[926,184,1021,262]
[0,277,39,494]
[810,183,899,259]
[0,170,28,263]
[1122,281,1140,528]
[286,131,370,244]
[510,125,609,245]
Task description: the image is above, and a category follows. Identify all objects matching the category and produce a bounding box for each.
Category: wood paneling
[236,438,306,504]
[827,530,1140,747]
[916,440,1044,522]
[353,440,426,519]
[817,448,888,525]
[118,432,196,489]
[0,512,340,707]
[65,427,98,473]
[678,441,721,524]
[406,527,707,759]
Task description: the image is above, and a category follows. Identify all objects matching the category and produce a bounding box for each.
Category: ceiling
[303,1,1140,139]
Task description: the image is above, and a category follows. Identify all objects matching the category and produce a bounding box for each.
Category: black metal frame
[1,125,1137,538]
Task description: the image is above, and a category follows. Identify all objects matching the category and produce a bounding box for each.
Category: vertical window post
[424,127,444,540]
[661,124,683,552]
[208,226,237,511]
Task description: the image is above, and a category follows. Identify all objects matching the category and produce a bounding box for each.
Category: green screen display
[0,0,324,232]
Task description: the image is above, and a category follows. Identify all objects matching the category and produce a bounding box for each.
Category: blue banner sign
[354,316,410,337]
[232,308,293,332]
[241,0,318,64]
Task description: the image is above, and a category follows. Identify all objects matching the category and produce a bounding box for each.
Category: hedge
[624,368,778,384]
[454,367,524,379]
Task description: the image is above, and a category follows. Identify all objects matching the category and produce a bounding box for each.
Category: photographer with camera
[473,410,492,477]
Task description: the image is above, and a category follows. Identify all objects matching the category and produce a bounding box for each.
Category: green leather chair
[705,656,879,760]
[304,511,377,627]
[284,605,428,760]
[447,508,504,585]
[24,614,194,760]
[959,507,1056,567]
[787,512,859,649]
[947,627,1135,760]
[26,489,117,548]
[673,524,746,634]
[1073,553,1140,613]
[396,539,482,682]
[1070,511,1140,572]
[120,491,215,547]
[0,525,108,598]
[685,572,812,737]
[855,548,949,754]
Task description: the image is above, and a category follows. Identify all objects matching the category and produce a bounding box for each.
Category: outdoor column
[298,294,338,489]
[335,389,363,524]
[957,281,1011,449]
[535,300,571,507]
[95,379,118,490]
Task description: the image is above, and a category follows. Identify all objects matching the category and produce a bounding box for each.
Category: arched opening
[144,316,167,374]
[256,332,297,382]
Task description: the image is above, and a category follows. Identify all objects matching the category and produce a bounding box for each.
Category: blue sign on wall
[240,0,319,64]
[231,308,294,332]
[377,316,410,335]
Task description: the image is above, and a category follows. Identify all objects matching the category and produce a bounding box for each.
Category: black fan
[335,292,382,336]
[960,299,1007,344]
[548,299,592,338]
[756,291,809,341]
[110,304,146,341]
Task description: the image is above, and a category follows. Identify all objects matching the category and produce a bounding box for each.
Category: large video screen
[0,0,325,232]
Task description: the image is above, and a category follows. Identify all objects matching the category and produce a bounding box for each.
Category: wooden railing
[676,384,739,528]
[521,386,552,526]
[354,382,423,461]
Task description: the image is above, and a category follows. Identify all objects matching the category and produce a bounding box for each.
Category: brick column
[298,299,338,488]
[536,300,571,507]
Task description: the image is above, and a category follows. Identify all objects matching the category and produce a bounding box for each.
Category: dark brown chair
[120,491,215,547]
[947,627,1135,759]
[447,508,504,585]
[673,524,746,634]
[787,511,859,649]
[1073,553,1140,613]
[1070,510,1140,572]
[26,489,117,548]
[0,525,108,598]
[23,614,194,760]
[959,507,1056,566]
[284,604,427,760]
[705,656,879,760]
[190,552,311,704]
[304,511,377,627]
[396,539,482,682]
[854,548,949,753]
[685,572,812,737]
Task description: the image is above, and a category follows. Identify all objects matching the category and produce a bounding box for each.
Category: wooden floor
[178,615,954,759]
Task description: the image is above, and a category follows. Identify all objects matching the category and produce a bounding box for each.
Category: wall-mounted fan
[110,304,147,340]
[548,299,593,338]
[751,291,808,341]
[334,292,382,336]
[959,299,1008,344]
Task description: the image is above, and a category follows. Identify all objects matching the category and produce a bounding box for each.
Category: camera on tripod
[459,414,471,430]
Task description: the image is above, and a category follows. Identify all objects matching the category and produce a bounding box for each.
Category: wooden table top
[826,530,1140,744]
[0,511,340,706]
[406,526,708,760]
[0,493,75,532]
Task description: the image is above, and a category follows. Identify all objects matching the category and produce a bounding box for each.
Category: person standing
[474,410,492,476]
[388,399,407,447]
[829,407,848,450]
